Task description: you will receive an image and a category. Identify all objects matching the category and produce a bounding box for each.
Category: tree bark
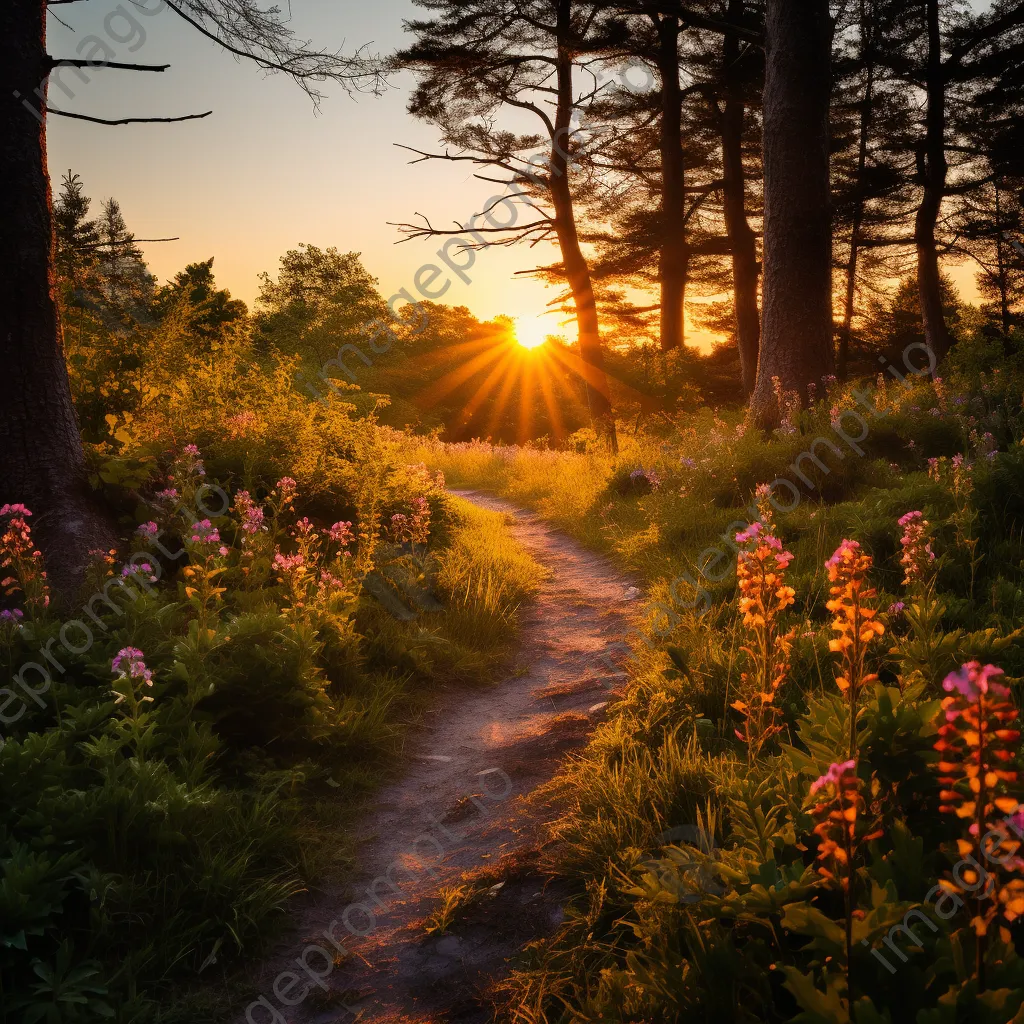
[838,0,875,380]
[657,14,687,353]
[552,0,617,451]
[994,180,1011,339]
[722,0,760,396]
[915,0,952,361]
[750,0,835,428]
[0,2,113,596]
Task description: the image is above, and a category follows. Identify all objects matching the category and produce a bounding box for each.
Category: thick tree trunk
[750,0,835,428]
[657,14,687,353]
[0,2,113,596]
[915,0,952,361]
[838,0,875,381]
[552,0,616,451]
[722,0,760,396]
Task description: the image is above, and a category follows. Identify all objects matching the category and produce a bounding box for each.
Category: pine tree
[395,0,619,450]
[53,170,99,288]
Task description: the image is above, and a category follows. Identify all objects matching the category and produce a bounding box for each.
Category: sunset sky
[46,0,983,352]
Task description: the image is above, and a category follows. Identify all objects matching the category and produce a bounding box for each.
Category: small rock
[588,702,608,713]
[624,586,641,600]
[422,755,453,762]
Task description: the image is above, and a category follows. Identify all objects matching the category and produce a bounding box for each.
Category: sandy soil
[236,491,637,1024]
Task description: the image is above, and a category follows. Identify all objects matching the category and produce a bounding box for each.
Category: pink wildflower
[121,562,156,583]
[327,521,354,546]
[735,522,763,545]
[897,511,935,585]
[826,538,861,569]
[189,520,220,545]
[112,646,153,684]
[942,661,1008,703]
[810,759,857,795]
[233,491,265,535]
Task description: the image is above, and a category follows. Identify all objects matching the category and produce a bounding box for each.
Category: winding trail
[240,491,637,1024]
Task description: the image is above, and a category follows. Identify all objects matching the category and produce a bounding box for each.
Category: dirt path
[239,491,637,1024]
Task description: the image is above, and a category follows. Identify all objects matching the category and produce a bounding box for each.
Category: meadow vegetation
[0,239,544,1022]
[407,321,1024,1022]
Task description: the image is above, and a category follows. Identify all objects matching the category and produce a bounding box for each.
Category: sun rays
[408,321,585,442]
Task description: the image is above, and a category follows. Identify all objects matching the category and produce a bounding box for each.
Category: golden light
[513,317,549,350]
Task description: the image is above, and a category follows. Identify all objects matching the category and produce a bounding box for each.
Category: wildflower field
[0,342,544,1022]
[408,331,1024,1022]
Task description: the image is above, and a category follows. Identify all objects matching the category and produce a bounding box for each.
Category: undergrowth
[410,330,1024,1022]
[0,355,542,1023]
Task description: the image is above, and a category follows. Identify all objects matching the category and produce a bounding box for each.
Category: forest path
[241,490,637,1024]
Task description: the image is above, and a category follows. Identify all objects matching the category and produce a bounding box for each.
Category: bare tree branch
[163,0,385,102]
[48,107,212,125]
[46,58,171,72]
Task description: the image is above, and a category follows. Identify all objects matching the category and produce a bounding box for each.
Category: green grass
[398,355,1024,1023]
[0,465,545,1024]
[435,496,548,654]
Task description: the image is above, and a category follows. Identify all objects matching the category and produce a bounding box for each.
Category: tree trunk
[838,0,875,380]
[657,14,687,353]
[722,0,760,396]
[0,2,113,596]
[552,0,616,451]
[750,0,835,428]
[994,180,1011,339]
[915,0,952,361]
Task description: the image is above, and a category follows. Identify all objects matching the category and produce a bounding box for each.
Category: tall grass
[435,496,547,655]
[402,350,1024,1022]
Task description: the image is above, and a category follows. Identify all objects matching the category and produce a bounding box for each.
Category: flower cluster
[137,521,160,541]
[808,759,882,889]
[970,429,998,462]
[189,519,221,546]
[232,490,265,535]
[181,444,205,477]
[327,521,354,547]
[628,467,662,493]
[388,498,432,545]
[732,522,796,760]
[898,511,935,586]
[121,562,157,584]
[112,646,153,684]
[410,497,431,545]
[109,646,155,735]
[826,540,884,759]
[273,553,305,573]
[1,503,49,614]
[771,375,801,435]
[935,662,1024,941]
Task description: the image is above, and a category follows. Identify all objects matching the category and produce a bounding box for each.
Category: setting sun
[514,317,550,350]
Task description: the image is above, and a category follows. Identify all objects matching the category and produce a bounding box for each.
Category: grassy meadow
[404,325,1024,1023]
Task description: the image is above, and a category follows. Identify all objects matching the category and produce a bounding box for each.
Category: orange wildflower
[825,539,884,760]
[732,521,796,761]
[935,661,1024,970]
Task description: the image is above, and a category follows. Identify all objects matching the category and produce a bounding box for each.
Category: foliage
[416,359,1024,1023]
